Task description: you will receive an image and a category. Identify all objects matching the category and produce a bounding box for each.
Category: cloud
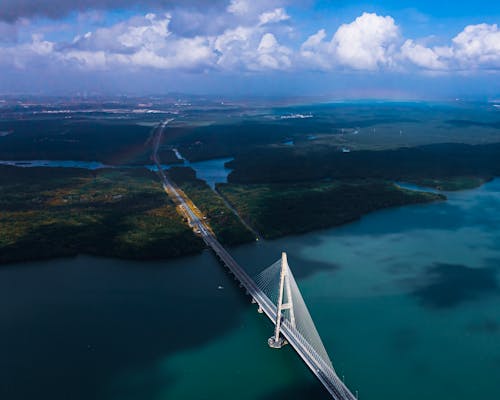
[299,12,401,71]
[62,13,215,71]
[167,1,292,38]
[0,34,55,69]
[401,23,500,71]
[258,8,290,25]
[400,40,448,70]
[299,29,331,70]
[214,25,291,71]
[332,13,400,70]
[226,0,290,17]
[255,33,291,69]
[452,24,500,70]
[0,8,292,73]
[299,14,500,73]
[0,7,499,79]
[0,0,228,22]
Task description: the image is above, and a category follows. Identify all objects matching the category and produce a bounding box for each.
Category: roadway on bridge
[151,119,357,400]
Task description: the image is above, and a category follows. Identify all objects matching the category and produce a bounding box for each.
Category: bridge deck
[153,120,356,400]
[205,235,357,400]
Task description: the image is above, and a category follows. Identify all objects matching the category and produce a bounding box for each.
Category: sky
[0,0,499,98]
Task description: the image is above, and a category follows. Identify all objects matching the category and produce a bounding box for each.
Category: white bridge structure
[153,119,357,399]
[207,233,358,400]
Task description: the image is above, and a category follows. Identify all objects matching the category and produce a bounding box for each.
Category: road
[152,119,213,236]
[152,119,357,400]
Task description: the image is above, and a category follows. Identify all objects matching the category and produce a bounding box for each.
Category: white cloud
[0,33,54,68]
[214,27,291,71]
[299,29,331,69]
[214,26,253,69]
[298,14,500,73]
[1,8,499,77]
[400,40,447,70]
[254,32,291,69]
[298,13,401,71]
[452,23,500,69]
[331,12,400,70]
[258,8,290,25]
[400,23,500,72]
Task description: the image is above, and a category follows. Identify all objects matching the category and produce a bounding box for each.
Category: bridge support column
[268,252,294,349]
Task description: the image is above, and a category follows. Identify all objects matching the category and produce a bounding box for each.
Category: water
[395,182,441,194]
[149,157,234,189]
[1,180,500,400]
[0,158,233,189]
[0,160,109,169]
[187,158,233,189]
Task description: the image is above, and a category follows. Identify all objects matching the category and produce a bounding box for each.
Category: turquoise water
[1,180,500,399]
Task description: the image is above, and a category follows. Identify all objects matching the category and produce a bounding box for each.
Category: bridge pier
[268,252,294,350]
[268,336,287,348]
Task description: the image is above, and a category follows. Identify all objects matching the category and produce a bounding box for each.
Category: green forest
[0,166,204,264]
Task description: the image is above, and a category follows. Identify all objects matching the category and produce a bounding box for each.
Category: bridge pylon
[268,252,295,349]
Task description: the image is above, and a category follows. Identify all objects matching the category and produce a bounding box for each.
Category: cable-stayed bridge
[208,234,357,400]
[152,120,357,399]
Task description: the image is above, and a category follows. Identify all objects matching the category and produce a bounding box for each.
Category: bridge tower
[268,252,296,349]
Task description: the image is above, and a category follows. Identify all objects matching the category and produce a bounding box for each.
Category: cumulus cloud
[0,34,55,69]
[214,25,291,71]
[400,23,500,71]
[299,29,331,69]
[452,24,500,69]
[332,13,400,70]
[62,13,215,71]
[0,6,499,77]
[0,7,293,73]
[255,33,291,69]
[299,13,401,71]
[298,13,500,73]
[400,40,448,70]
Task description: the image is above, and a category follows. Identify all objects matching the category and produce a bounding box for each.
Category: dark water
[0,160,109,169]
[0,158,233,189]
[2,180,500,399]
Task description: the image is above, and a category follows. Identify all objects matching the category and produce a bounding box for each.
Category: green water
[2,180,500,399]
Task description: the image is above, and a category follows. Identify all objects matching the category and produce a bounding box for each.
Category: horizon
[1,92,499,103]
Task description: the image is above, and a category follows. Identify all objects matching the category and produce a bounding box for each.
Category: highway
[152,119,357,400]
[151,119,212,235]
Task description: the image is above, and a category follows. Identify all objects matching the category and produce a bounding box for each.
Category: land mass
[217,181,445,239]
[2,100,499,264]
[166,166,256,245]
[227,142,500,191]
[0,166,204,264]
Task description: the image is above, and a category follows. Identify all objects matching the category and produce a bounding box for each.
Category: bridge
[152,120,358,400]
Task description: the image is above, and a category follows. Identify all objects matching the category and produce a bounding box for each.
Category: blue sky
[0,0,499,98]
